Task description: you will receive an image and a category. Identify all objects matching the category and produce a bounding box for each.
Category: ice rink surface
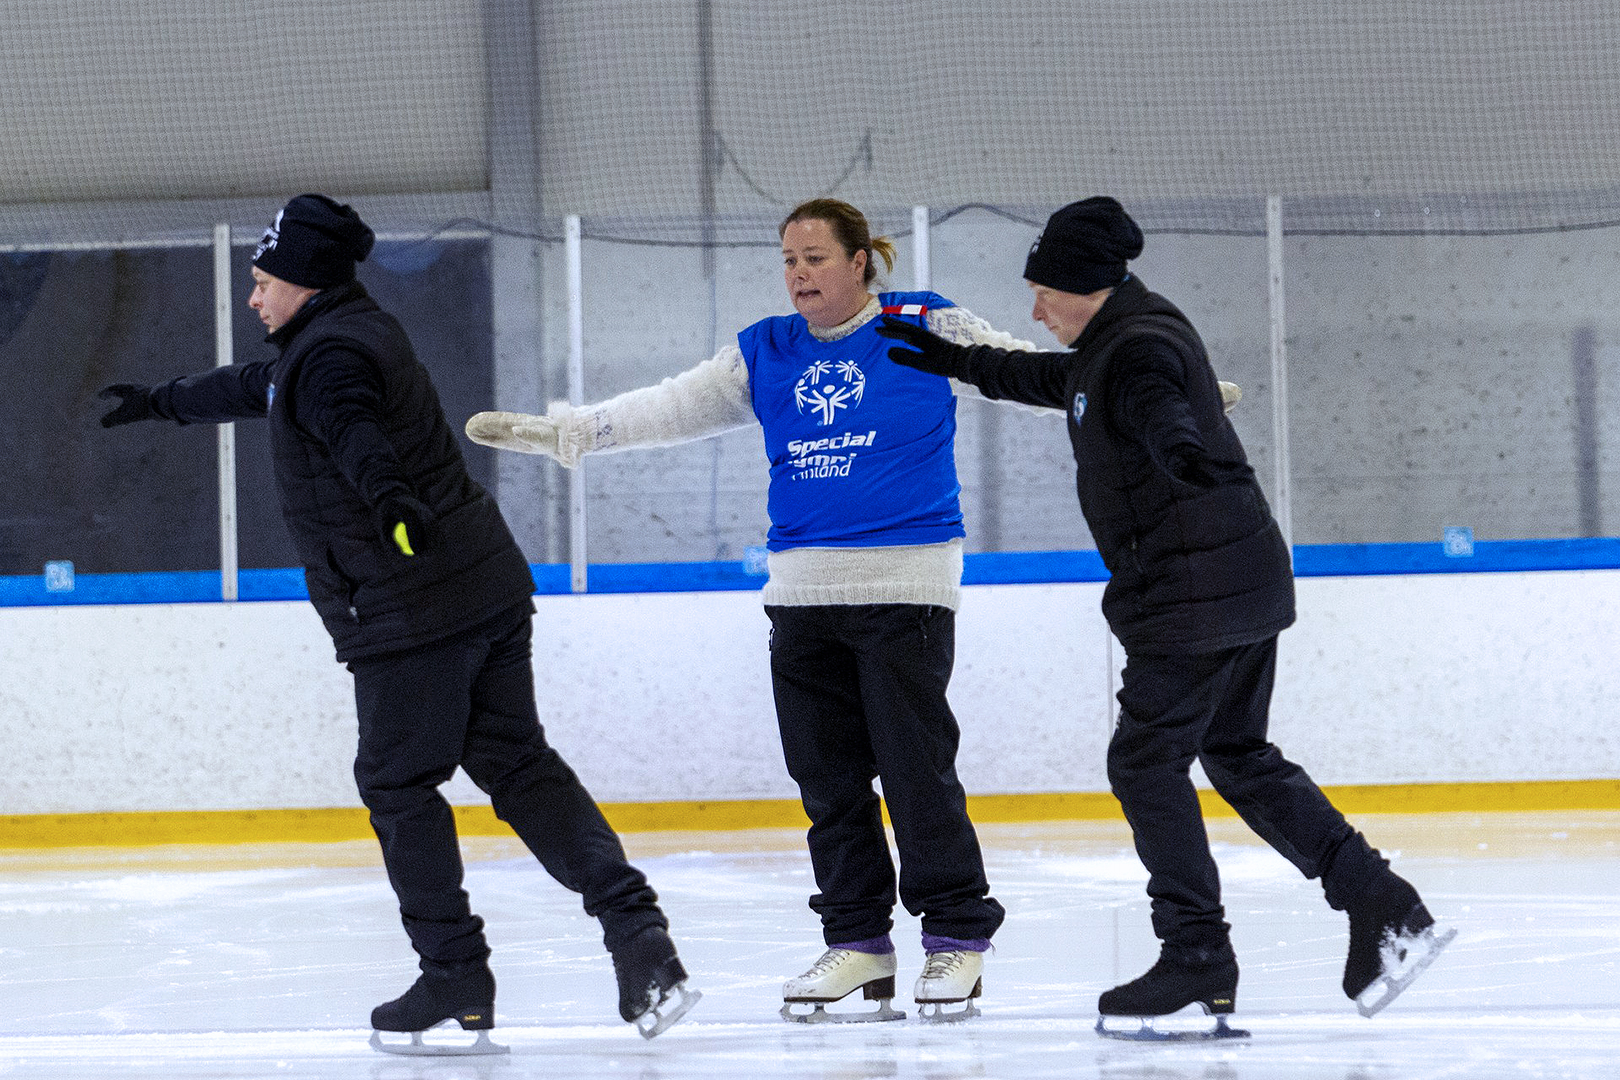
[0,812,1616,1079]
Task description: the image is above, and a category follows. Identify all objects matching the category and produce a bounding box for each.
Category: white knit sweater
[553,295,1043,610]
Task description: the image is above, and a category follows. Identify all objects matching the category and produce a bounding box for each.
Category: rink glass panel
[7,221,1620,583]
[0,247,217,575]
[0,240,495,580]
[565,214,1620,564]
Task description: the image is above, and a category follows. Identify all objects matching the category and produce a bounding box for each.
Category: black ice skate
[1095,943,1248,1041]
[1345,877,1456,1017]
[613,925,701,1038]
[369,966,508,1056]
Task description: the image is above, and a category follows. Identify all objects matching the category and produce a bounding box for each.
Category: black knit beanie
[252,194,376,289]
[1023,196,1144,295]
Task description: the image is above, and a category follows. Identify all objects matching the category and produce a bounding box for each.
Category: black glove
[98,384,156,428]
[374,493,438,557]
[874,316,973,381]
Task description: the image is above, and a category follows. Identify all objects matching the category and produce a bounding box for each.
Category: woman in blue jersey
[467,199,1043,1022]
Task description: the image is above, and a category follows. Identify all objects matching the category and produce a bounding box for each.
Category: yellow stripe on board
[2,779,1617,849]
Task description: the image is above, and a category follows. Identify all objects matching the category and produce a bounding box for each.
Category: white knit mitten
[464,410,544,453]
[517,401,592,467]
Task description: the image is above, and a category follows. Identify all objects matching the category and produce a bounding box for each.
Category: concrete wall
[5,569,1618,816]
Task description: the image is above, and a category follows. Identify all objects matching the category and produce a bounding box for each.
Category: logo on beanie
[794,358,866,427]
[254,210,283,261]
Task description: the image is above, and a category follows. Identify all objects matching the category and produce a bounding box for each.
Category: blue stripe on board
[236,568,308,601]
[6,537,1620,607]
[1294,537,1620,576]
[0,571,227,606]
[962,549,1109,584]
[575,561,768,593]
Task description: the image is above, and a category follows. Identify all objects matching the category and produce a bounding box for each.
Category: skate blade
[634,982,702,1039]
[1355,924,1457,1017]
[780,998,906,1024]
[917,999,981,1024]
[916,978,983,1024]
[1095,1013,1248,1042]
[369,1028,509,1056]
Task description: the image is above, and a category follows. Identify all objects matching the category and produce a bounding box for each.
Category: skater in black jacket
[97,194,697,1050]
[877,197,1453,1037]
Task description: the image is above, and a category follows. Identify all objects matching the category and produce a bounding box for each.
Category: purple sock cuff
[832,935,896,955]
[922,933,991,954]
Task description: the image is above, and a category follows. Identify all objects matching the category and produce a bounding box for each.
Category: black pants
[767,603,1005,946]
[1108,635,1366,949]
[349,602,665,974]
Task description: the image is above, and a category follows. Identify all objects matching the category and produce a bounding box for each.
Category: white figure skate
[913,949,983,1023]
[780,948,905,1023]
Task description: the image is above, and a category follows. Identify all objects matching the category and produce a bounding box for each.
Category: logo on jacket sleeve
[1072,392,1086,421]
[795,359,866,426]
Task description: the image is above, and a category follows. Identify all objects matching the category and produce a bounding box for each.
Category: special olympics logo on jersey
[795,359,866,426]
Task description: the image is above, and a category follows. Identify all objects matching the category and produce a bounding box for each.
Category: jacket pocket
[324,548,362,623]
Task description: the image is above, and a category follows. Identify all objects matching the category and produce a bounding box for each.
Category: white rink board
[2,569,1618,815]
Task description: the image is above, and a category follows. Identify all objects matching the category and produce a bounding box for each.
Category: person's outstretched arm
[923,306,1063,414]
[880,317,1242,415]
[98,361,274,428]
[465,346,756,467]
[877,316,1074,410]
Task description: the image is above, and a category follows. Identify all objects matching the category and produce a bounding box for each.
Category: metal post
[912,205,930,291]
[697,0,717,289]
[213,223,238,601]
[484,0,551,560]
[565,215,587,594]
[1266,196,1293,555]
[1573,324,1600,536]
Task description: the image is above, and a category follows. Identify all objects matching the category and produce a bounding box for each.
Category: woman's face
[781,217,870,328]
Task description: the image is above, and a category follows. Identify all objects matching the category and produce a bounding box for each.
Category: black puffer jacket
[152,281,534,661]
[961,275,1294,654]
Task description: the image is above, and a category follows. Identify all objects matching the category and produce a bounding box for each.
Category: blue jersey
[738,291,966,551]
